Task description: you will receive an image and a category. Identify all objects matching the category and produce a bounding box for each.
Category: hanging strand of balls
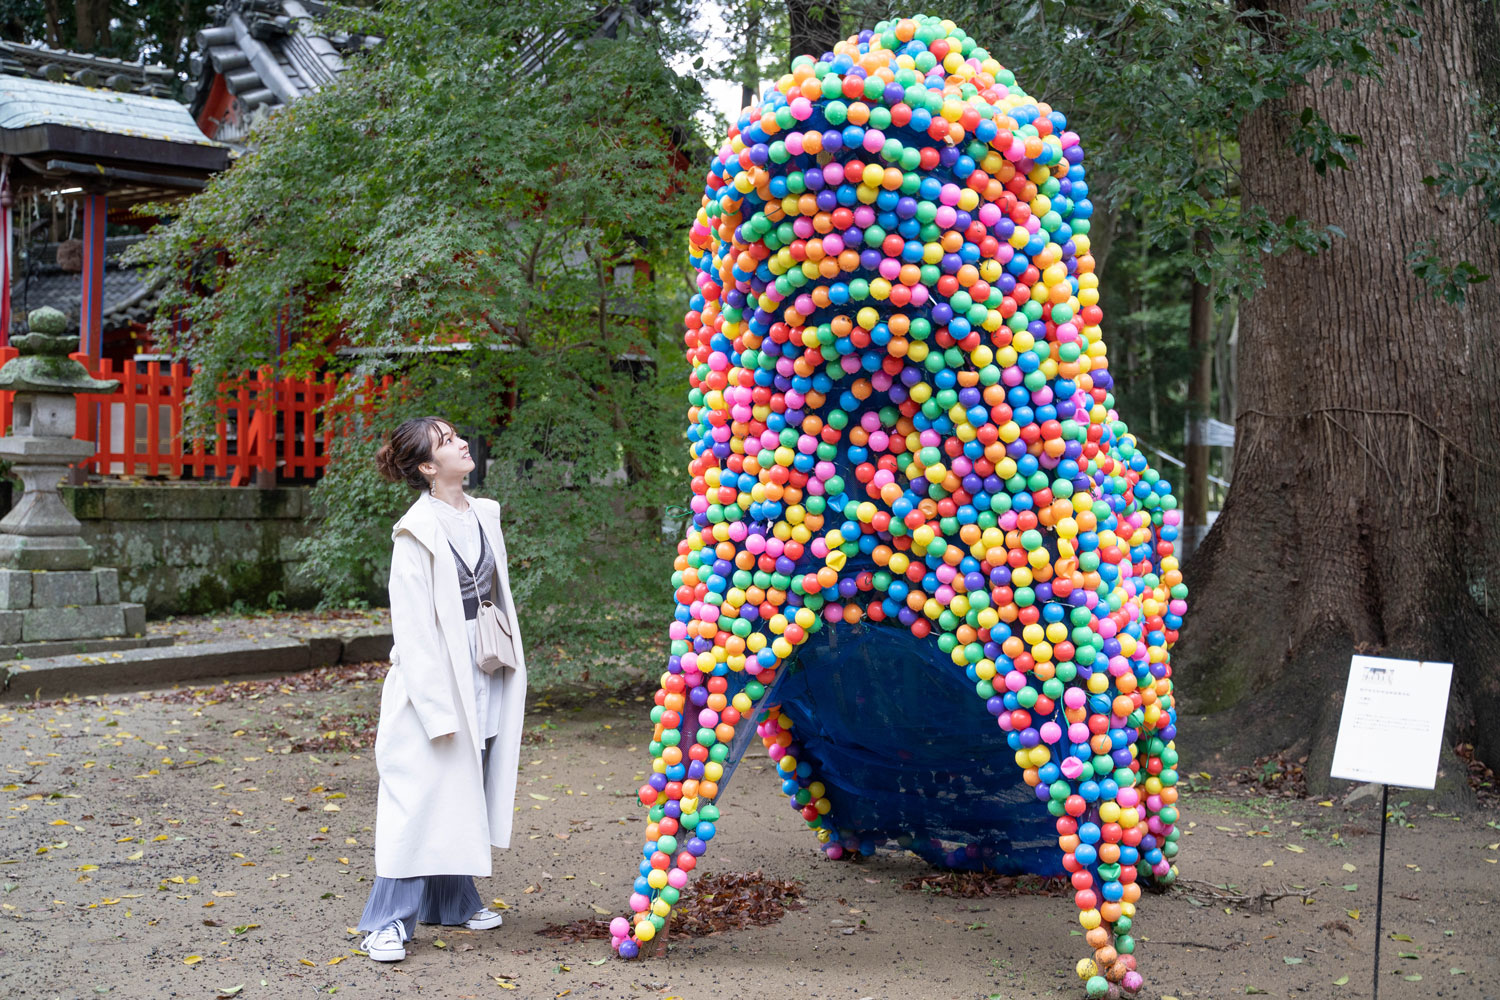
[615,16,1183,999]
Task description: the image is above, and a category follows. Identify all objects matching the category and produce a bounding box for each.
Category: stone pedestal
[0,307,160,657]
[0,432,97,570]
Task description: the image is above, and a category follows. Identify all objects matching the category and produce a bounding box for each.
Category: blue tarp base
[751,617,1063,875]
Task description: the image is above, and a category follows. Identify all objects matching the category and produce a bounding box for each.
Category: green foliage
[1410,103,1500,304]
[825,0,1487,303]
[1407,240,1492,305]
[295,431,409,607]
[1097,222,1195,451]
[130,0,707,644]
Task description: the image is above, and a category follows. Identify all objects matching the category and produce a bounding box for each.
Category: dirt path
[1,666,1497,1000]
[147,610,390,646]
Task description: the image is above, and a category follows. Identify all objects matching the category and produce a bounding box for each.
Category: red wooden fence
[0,347,393,485]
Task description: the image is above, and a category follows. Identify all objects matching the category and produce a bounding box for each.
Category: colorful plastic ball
[623,14,1186,997]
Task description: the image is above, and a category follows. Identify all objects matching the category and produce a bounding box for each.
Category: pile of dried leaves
[536,917,613,943]
[901,871,1069,898]
[286,710,378,753]
[670,870,804,935]
[1454,742,1499,806]
[538,871,805,943]
[1229,751,1308,798]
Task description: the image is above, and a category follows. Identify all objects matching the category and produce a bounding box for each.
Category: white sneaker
[466,907,504,930]
[361,919,407,962]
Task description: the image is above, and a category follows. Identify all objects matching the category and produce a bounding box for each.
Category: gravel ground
[1,664,1497,1000]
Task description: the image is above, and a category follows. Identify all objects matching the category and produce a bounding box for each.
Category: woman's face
[419,422,475,485]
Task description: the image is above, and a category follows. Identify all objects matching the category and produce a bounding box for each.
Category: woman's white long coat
[373,494,527,878]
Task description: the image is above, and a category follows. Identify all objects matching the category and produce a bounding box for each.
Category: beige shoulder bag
[474,595,518,676]
[453,534,519,677]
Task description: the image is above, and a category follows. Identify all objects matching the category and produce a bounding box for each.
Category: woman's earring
[428,478,437,495]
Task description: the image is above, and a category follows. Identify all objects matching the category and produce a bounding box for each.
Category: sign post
[1329,656,1453,1000]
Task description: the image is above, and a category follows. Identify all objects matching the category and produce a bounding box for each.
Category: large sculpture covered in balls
[613,17,1184,997]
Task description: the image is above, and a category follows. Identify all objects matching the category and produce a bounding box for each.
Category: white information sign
[1329,656,1453,789]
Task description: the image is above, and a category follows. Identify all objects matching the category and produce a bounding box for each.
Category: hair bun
[374,443,403,485]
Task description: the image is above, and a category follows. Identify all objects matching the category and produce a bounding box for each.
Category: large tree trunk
[1178,0,1500,799]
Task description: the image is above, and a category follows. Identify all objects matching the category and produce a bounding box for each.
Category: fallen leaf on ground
[899,871,1067,899]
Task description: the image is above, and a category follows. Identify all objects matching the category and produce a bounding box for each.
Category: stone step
[0,634,172,662]
[0,629,395,701]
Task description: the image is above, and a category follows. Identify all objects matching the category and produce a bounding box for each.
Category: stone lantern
[0,307,145,646]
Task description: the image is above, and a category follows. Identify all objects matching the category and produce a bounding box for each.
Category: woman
[357,416,528,962]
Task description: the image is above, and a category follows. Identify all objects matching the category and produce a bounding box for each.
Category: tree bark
[1214,305,1238,482]
[73,0,111,52]
[741,0,762,110]
[42,0,62,48]
[1181,234,1213,560]
[786,0,841,61]
[1177,0,1500,799]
